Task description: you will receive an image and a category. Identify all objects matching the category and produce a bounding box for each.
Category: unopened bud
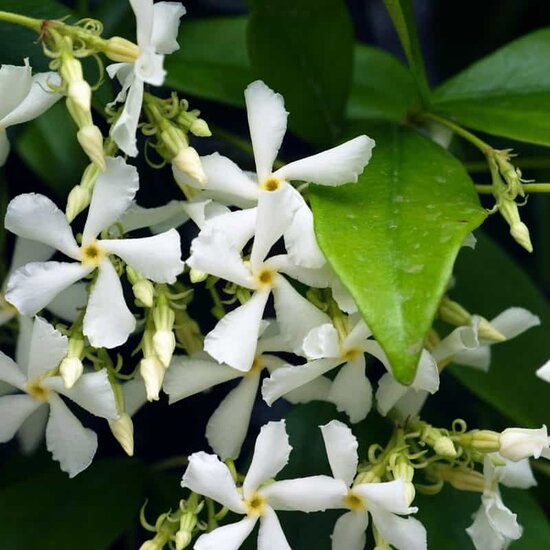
[476,317,506,342]
[140,357,165,401]
[175,530,192,550]
[104,36,140,63]
[433,465,485,492]
[189,268,208,284]
[459,430,501,453]
[510,221,533,253]
[68,80,91,113]
[434,436,457,458]
[109,413,134,456]
[499,426,549,461]
[133,279,155,308]
[189,119,211,137]
[59,357,84,389]
[173,147,207,186]
[66,184,92,222]
[153,329,176,367]
[77,125,106,171]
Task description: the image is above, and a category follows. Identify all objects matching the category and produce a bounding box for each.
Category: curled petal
[302,324,340,360]
[110,74,143,157]
[370,507,427,550]
[26,316,68,380]
[320,420,359,487]
[151,1,186,54]
[354,479,415,515]
[0,62,32,121]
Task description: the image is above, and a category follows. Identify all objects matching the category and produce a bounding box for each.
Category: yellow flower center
[261,176,282,192]
[255,267,276,289]
[343,490,366,512]
[245,491,266,517]
[26,380,50,402]
[341,347,362,362]
[81,241,105,267]
[248,355,263,375]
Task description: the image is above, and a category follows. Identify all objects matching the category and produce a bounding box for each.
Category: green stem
[0,10,42,31]
[476,183,550,194]
[466,157,550,173]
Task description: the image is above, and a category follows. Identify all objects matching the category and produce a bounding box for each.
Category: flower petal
[453,346,491,371]
[370,507,427,550]
[206,372,260,459]
[6,261,91,316]
[331,511,368,550]
[376,374,408,417]
[205,290,269,372]
[302,324,340,360]
[267,254,332,288]
[490,307,540,339]
[118,200,187,233]
[393,389,429,419]
[47,282,88,322]
[244,80,288,181]
[110,76,143,157]
[0,61,32,120]
[320,420,359,486]
[194,517,257,550]
[83,259,136,348]
[353,479,414,515]
[257,507,291,550]
[15,315,33,373]
[262,476,348,512]
[283,376,333,405]
[135,48,165,86]
[0,128,9,166]
[343,319,372,350]
[46,393,97,478]
[130,0,154,48]
[496,457,537,489]
[431,325,479,363]
[17,403,48,453]
[331,277,358,314]
[0,394,41,442]
[27,316,68,379]
[202,208,257,251]
[243,420,292,497]
[466,501,514,550]
[536,359,550,383]
[151,1,186,54]
[274,135,375,185]
[0,350,26,388]
[181,451,246,513]
[8,238,54,277]
[83,157,140,243]
[5,193,79,258]
[122,378,148,417]
[329,357,373,423]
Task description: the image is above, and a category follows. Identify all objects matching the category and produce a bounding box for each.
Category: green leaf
[310,123,486,383]
[348,44,419,123]
[0,458,146,550]
[247,0,354,146]
[165,17,252,108]
[449,232,550,427]
[432,28,550,147]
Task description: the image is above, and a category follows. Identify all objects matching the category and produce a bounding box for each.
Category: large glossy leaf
[0,458,146,550]
[348,44,419,123]
[247,0,354,146]
[310,123,486,384]
[165,17,252,108]
[449,232,550,427]
[432,28,550,147]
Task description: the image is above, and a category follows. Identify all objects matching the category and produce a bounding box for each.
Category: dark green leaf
[310,123,486,383]
[432,28,550,147]
[450,232,550,427]
[348,44,419,123]
[247,0,354,146]
[0,458,146,550]
[165,17,251,108]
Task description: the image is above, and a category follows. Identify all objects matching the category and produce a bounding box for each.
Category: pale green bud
[153,329,176,368]
[104,36,140,63]
[140,357,165,402]
[77,125,106,171]
[434,436,457,458]
[66,184,92,222]
[189,268,208,284]
[510,221,533,253]
[189,118,211,137]
[68,80,92,114]
[59,357,84,389]
[133,279,155,308]
[173,147,207,185]
[109,413,134,456]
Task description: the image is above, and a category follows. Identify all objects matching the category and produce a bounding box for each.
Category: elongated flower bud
[109,413,134,456]
[140,357,165,402]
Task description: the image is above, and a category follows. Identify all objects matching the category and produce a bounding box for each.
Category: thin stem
[0,10,42,31]
[466,157,550,173]
[476,183,550,194]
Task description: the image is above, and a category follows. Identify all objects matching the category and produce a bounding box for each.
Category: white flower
[187,205,332,372]
[466,454,536,550]
[164,323,331,459]
[5,156,184,348]
[175,80,375,268]
[536,359,550,383]
[0,317,118,477]
[499,426,549,461]
[0,60,61,166]
[181,420,338,550]
[313,420,427,550]
[107,0,186,156]
[262,318,374,423]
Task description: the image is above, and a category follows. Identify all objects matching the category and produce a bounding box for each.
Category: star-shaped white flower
[5,156,184,348]
[0,317,118,477]
[0,60,61,166]
[107,0,186,156]
[181,420,338,550]
[175,80,375,268]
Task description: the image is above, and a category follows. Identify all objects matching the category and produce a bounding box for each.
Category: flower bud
[460,430,501,453]
[433,465,485,492]
[499,426,549,461]
[189,118,211,137]
[109,413,134,456]
[189,268,208,284]
[510,221,533,253]
[434,436,457,458]
[175,530,191,550]
[172,147,207,186]
[140,357,165,401]
[153,329,176,368]
[59,357,84,389]
[68,80,92,114]
[104,36,140,63]
[66,184,92,222]
[133,279,155,308]
[77,125,106,171]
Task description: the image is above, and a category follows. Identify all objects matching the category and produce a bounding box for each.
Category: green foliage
[247,0,354,146]
[311,123,487,384]
[432,28,550,147]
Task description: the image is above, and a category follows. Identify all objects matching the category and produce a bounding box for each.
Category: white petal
[47,282,88,322]
[258,507,291,550]
[0,350,26,388]
[536,359,550,383]
[206,373,260,460]
[101,230,183,283]
[354,479,414,515]
[497,456,537,489]
[194,517,257,550]
[320,420,359,486]
[331,277,358,314]
[263,476,348,512]
[183,200,231,231]
[0,71,61,127]
[343,319,372,350]
[411,351,440,393]
[118,200,187,233]
[17,403,48,453]
[267,254,332,288]
[466,502,511,550]
[43,370,118,419]
[46,393,97,477]
[481,491,523,541]
[83,157,140,243]
[393,389,429,419]
[453,346,491,371]
[331,511,368,550]
[83,259,136,348]
[490,307,540,339]
[0,128,9,166]
[243,420,292,497]
[302,323,340,360]
[499,426,549,461]
[0,62,32,120]
[122,378,148,417]
[106,62,134,99]
[283,376,333,404]
[431,325,479,362]
[151,1,186,54]
[370,507,427,550]
[27,316,68,379]
[262,358,340,406]
[187,229,254,288]
[15,315,33,373]
[130,0,154,48]
[5,194,79,258]
[205,290,269,372]
[8,237,54,276]
[110,76,143,157]
[181,451,246,513]
[245,80,288,181]
[329,357,373,423]
[135,48,165,86]
[272,275,331,354]
[376,374,408,417]
[274,135,375,185]
[201,208,257,251]
[6,261,91,316]
[164,356,242,403]
[0,394,41,442]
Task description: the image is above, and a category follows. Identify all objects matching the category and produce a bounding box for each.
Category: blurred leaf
[432,28,550,147]
[247,0,354,146]
[310,123,486,383]
[450,232,550,427]
[15,102,87,195]
[0,458,146,550]
[165,17,251,108]
[349,44,419,122]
